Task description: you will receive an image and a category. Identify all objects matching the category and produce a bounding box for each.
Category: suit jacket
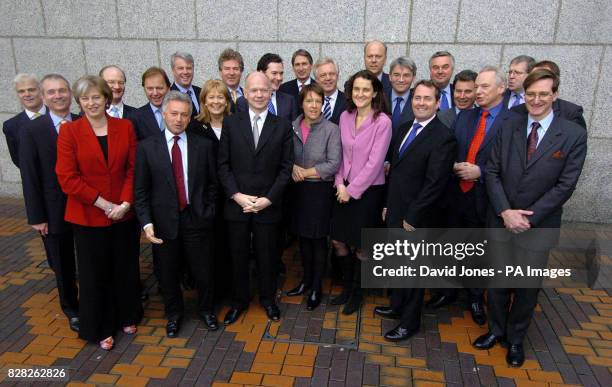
[228,86,244,114]
[279,77,316,98]
[485,115,587,248]
[381,73,392,96]
[437,108,457,129]
[19,112,79,233]
[3,111,31,168]
[386,117,457,228]
[134,130,217,240]
[217,111,294,223]
[170,83,202,118]
[236,91,298,122]
[55,116,137,227]
[385,88,414,134]
[187,120,220,154]
[123,103,138,120]
[132,103,163,141]
[448,106,513,222]
[328,90,347,126]
[511,98,586,129]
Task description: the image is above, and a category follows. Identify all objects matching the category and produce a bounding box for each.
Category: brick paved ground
[0,197,611,386]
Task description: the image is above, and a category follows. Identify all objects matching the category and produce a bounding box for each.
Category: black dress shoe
[166,319,180,338]
[200,313,219,331]
[374,306,400,319]
[68,317,80,332]
[473,332,506,350]
[470,301,487,326]
[342,293,362,315]
[264,304,281,321]
[506,344,525,367]
[330,290,351,305]
[306,290,321,310]
[286,282,310,297]
[223,308,244,325]
[426,294,456,309]
[384,325,418,342]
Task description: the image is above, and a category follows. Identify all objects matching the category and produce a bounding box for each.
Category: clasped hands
[335,184,350,203]
[453,162,481,181]
[94,196,130,221]
[233,193,271,213]
[501,209,534,234]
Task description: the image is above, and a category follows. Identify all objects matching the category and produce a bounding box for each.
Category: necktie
[252,115,260,148]
[527,121,540,161]
[392,97,403,128]
[511,94,522,107]
[172,136,187,211]
[110,106,120,118]
[57,119,68,133]
[398,123,421,157]
[154,108,163,130]
[460,110,489,192]
[231,89,238,104]
[31,112,41,120]
[439,89,449,110]
[323,96,332,120]
[267,99,276,115]
[299,81,305,92]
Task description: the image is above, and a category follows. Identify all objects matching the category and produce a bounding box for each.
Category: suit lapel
[144,106,160,133]
[156,132,176,190]
[527,118,563,168]
[239,113,256,152]
[256,114,275,154]
[512,116,528,168]
[81,117,108,168]
[186,132,198,201]
[478,109,506,155]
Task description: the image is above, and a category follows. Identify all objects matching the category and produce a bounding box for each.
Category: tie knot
[440,89,446,95]
[325,96,331,102]
[412,122,422,131]
[173,135,180,144]
[481,110,489,118]
[531,121,541,130]
[186,90,192,96]
[395,96,403,103]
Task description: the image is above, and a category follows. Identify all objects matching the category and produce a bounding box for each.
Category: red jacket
[56,115,136,227]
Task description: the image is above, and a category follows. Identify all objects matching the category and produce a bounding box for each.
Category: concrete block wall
[0,0,610,222]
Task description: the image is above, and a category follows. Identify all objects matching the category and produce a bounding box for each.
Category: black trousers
[152,210,215,320]
[42,231,78,318]
[227,220,278,309]
[299,236,327,292]
[73,219,143,342]
[391,288,424,331]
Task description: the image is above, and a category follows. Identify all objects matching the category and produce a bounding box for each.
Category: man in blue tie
[99,65,137,120]
[429,51,455,111]
[503,55,535,109]
[387,56,417,134]
[132,67,171,140]
[169,52,202,118]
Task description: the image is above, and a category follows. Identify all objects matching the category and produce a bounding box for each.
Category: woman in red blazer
[56,75,142,350]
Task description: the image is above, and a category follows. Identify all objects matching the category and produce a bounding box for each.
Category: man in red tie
[134,91,218,337]
[427,66,511,324]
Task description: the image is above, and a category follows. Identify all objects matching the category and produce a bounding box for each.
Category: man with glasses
[99,65,137,121]
[503,55,535,109]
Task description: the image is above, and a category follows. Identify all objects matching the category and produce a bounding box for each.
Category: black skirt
[330,184,385,248]
[290,180,335,239]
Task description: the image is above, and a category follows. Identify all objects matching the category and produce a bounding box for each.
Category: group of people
[3,40,587,368]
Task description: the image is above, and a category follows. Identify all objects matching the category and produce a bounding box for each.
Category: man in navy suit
[2,73,46,168]
[99,65,137,120]
[237,53,298,122]
[502,55,534,109]
[364,40,392,95]
[19,74,79,332]
[429,51,455,111]
[279,49,316,98]
[437,70,478,129]
[313,57,346,125]
[386,56,417,134]
[218,48,245,113]
[169,52,202,118]
[132,67,171,140]
[474,69,587,367]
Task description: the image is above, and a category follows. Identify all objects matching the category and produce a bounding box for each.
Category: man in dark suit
[279,49,316,98]
[502,55,535,109]
[437,70,478,129]
[473,69,587,367]
[429,66,511,324]
[511,60,586,129]
[386,56,416,134]
[314,57,346,125]
[364,40,392,95]
[19,73,79,332]
[3,73,46,168]
[218,72,294,325]
[169,52,201,118]
[237,53,298,122]
[99,65,137,120]
[218,48,245,113]
[374,80,457,341]
[429,51,455,111]
[132,67,171,140]
[134,91,218,337]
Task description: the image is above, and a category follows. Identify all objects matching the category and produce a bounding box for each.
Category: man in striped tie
[314,57,346,126]
[2,73,46,168]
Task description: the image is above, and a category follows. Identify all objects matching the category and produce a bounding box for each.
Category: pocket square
[552,150,564,159]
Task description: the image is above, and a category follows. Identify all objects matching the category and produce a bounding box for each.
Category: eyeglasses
[508,70,526,76]
[525,91,553,100]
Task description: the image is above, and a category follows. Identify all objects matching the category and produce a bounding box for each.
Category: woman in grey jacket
[286,83,342,310]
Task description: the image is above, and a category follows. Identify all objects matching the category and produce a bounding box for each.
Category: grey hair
[40,73,71,89]
[14,73,39,86]
[389,56,417,76]
[479,65,507,86]
[170,51,194,68]
[162,90,193,114]
[429,51,455,69]
[313,57,339,77]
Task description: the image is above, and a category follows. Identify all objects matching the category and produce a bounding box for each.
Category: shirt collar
[25,105,46,119]
[413,114,436,129]
[174,83,194,94]
[249,108,268,124]
[164,129,187,143]
[482,101,504,119]
[149,103,161,113]
[325,89,339,101]
[109,101,124,110]
[528,110,555,132]
[49,110,71,128]
[391,89,410,101]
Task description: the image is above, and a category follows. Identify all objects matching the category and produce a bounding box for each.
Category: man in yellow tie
[217,48,244,113]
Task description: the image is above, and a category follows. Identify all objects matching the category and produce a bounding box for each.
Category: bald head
[245,72,272,113]
[364,40,387,76]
